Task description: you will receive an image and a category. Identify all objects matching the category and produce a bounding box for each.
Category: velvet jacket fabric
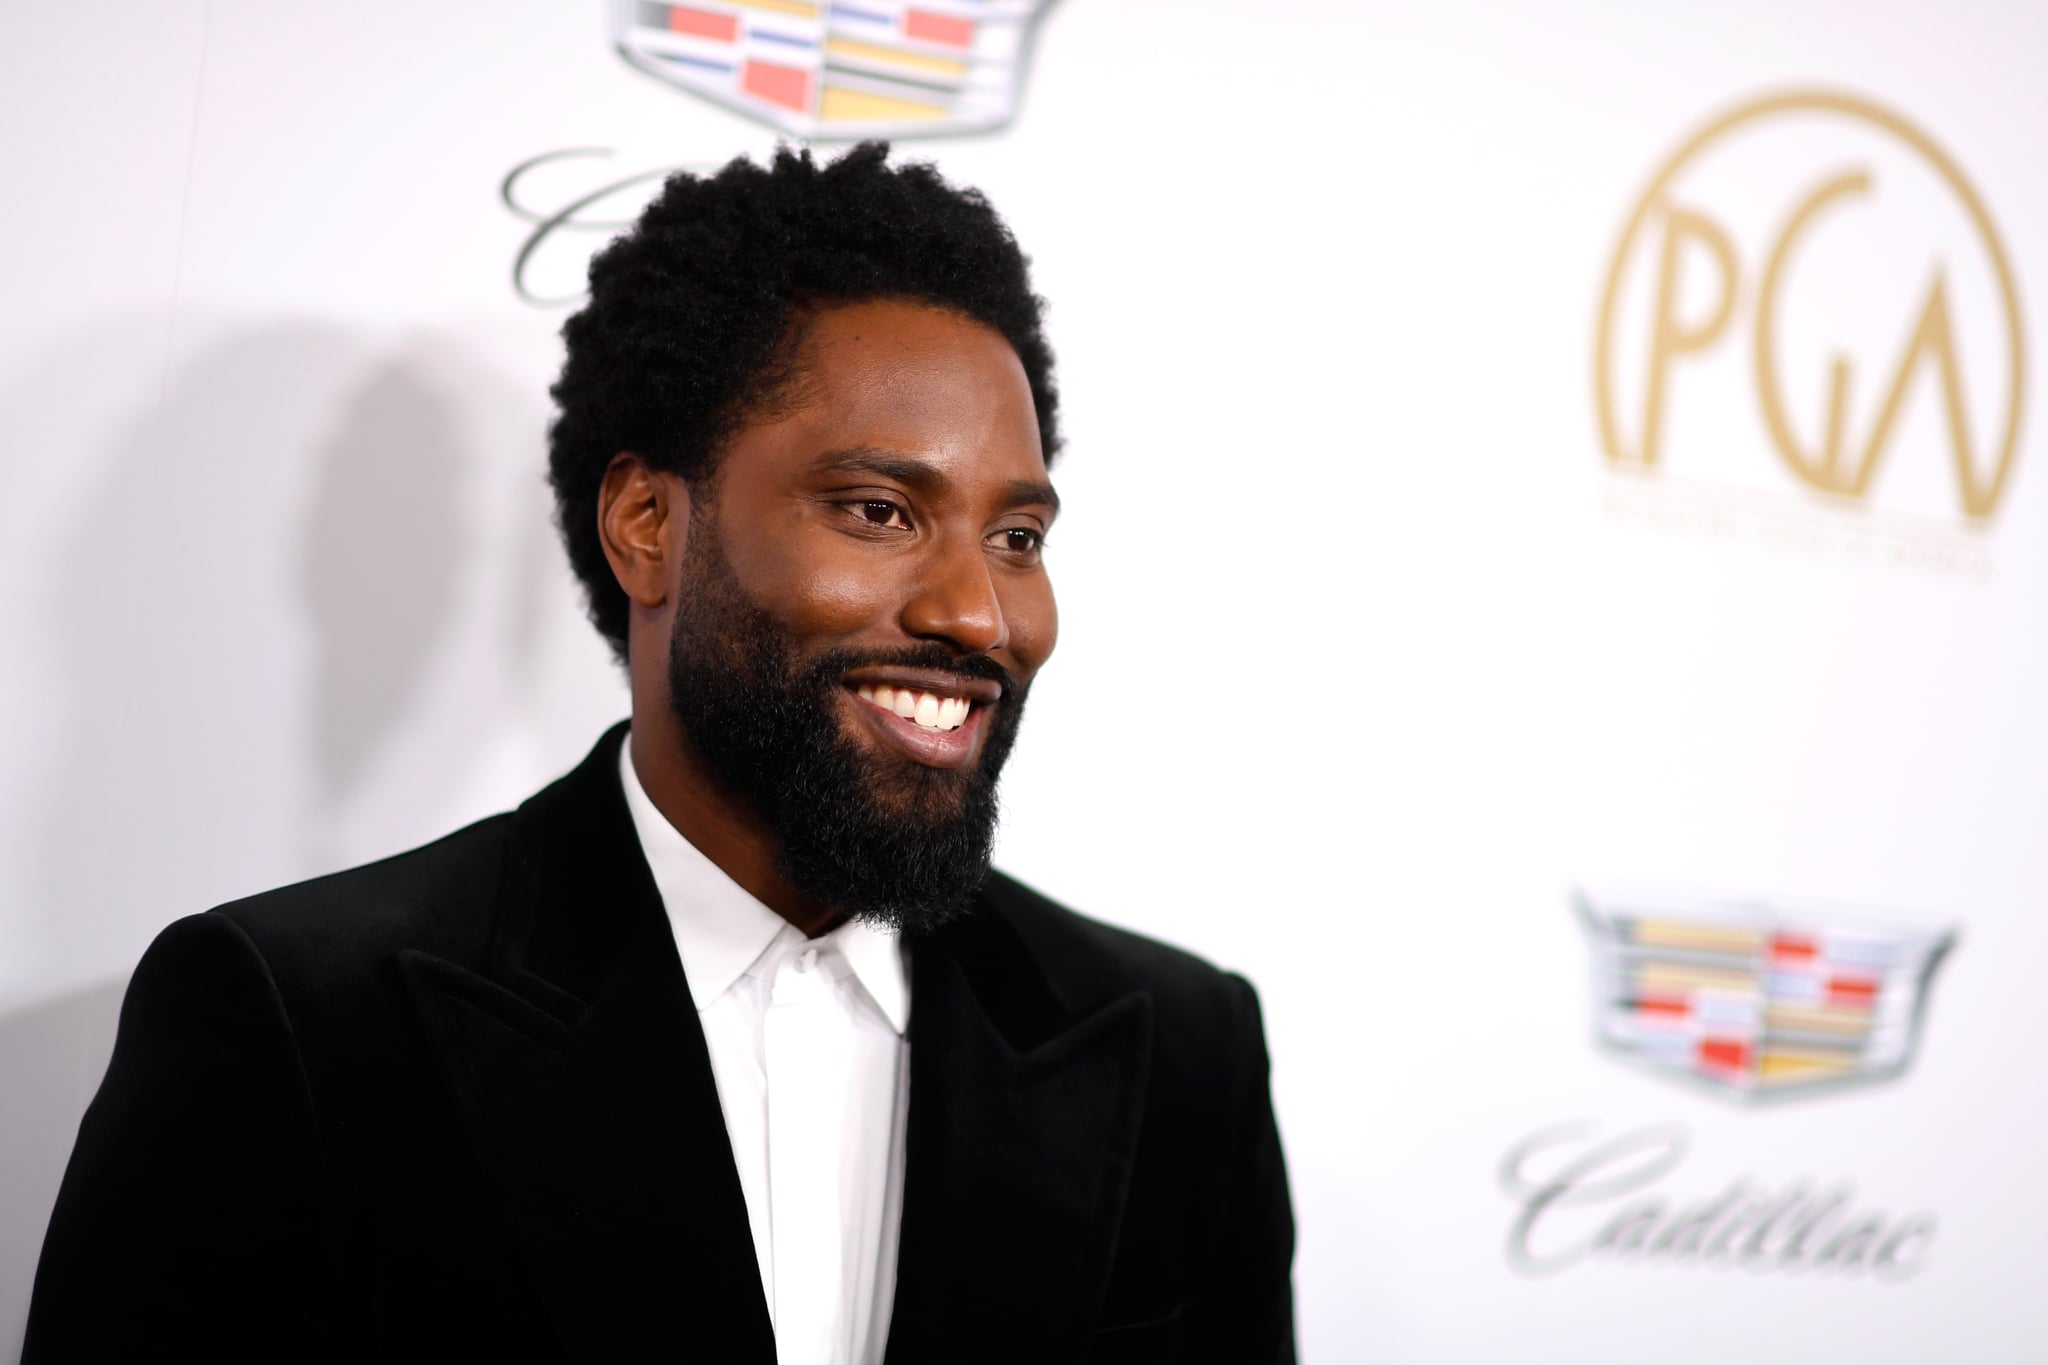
[26,727,1295,1363]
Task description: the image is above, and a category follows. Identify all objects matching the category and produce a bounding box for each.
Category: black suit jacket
[27,727,1294,1363]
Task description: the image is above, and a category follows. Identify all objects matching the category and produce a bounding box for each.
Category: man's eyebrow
[1002,478,1061,517]
[815,446,1061,516]
[816,446,942,489]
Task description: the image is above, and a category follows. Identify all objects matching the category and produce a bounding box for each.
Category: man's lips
[838,667,1002,771]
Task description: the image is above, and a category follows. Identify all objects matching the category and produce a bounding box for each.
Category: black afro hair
[547,141,1061,663]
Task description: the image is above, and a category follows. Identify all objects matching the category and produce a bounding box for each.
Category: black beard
[664,522,1027,936]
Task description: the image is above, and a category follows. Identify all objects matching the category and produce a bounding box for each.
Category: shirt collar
[829,915,911,1036]
[617,737,909,1034]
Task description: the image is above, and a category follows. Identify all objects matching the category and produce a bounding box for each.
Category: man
[28,144,1294,1363]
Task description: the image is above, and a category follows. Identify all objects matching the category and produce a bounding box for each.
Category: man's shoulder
[207,810,517,977]
[979,869,1256,1021]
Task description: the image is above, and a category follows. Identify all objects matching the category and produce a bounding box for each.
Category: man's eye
[856,500,910,529]
[989,527,1045,560]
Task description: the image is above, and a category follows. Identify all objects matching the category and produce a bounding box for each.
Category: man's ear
[596,453,691,610]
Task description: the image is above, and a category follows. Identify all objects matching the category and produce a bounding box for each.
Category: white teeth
[854,684,972,731]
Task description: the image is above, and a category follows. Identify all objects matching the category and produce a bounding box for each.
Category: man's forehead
[762,300,1047,473]
[796,299,1029,387]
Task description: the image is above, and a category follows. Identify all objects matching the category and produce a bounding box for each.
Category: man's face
[664,299,1058,932]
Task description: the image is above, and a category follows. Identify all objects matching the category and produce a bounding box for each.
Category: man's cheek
[741,537,901,639]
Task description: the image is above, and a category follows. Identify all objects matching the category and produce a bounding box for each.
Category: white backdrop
[4,2,2047,1360]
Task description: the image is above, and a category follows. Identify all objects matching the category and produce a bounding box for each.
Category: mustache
[806,644,1023,701]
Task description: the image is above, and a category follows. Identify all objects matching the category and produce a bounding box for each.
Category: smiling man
[28,145,1295,1364]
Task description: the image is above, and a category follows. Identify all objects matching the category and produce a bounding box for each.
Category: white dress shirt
[619,741,910,1365]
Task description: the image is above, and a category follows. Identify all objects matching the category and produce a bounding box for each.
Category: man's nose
[900,536,1009,655]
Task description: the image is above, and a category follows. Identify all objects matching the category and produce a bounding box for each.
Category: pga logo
[1595,89,2026,524]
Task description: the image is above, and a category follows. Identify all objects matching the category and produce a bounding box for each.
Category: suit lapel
[886,909,1154,1364]
[399,726,775,1364]
[395,726,1153,1363]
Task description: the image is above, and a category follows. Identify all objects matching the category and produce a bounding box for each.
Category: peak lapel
[399,727,774,1364]
[886,913,1154,1364]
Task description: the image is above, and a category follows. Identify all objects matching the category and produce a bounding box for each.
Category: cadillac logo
[612,0,1053,140]
[1576,888,1955,1102]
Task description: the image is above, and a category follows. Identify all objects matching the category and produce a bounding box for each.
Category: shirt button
[797,947,818,974]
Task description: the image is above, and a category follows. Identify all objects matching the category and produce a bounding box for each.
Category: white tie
[763,942,854,1365]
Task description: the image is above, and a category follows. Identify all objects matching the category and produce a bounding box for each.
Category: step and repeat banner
[3,2,2044,1359]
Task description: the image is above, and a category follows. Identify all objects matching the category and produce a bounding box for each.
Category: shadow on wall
[0,979,125,1363]
[301,355,476,814]
[30,320,555,971]
[293,343,577,868]
[2,319,573,1357]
